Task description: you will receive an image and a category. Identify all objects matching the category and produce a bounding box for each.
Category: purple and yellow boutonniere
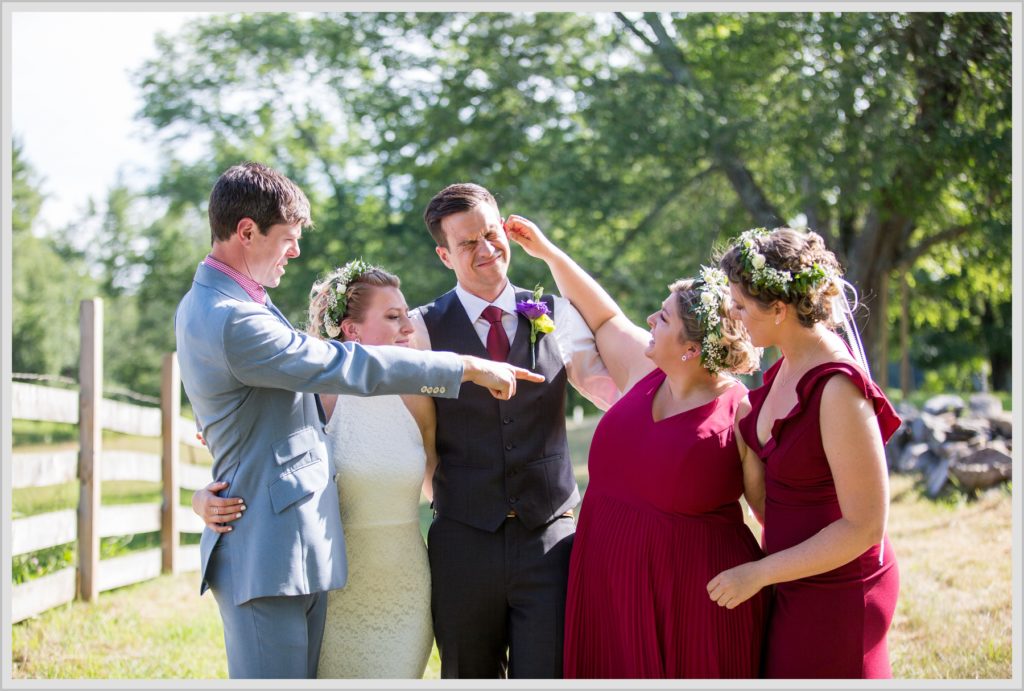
[515,285,555,369]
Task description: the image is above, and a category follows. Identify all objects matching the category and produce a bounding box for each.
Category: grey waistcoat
[420,287,580,532]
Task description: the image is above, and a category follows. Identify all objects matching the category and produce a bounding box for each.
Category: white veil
[830,277,872,377]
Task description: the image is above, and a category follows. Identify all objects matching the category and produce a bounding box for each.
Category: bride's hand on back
[504,214,559,261]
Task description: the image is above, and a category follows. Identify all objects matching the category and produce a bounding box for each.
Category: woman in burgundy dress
[505,215,768,678]
[709,227,902,678]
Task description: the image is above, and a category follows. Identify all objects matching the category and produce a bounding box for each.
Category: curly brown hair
[669,278,760,375]
[719,227,844,328]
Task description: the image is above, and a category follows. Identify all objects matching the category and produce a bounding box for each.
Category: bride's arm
[401,394,439,504]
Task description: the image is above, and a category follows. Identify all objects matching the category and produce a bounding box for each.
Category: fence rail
[11,298,212,623]
[11,381,206,448]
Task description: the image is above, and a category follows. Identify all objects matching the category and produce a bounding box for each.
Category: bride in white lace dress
[195,260,437,678]
[310,261,436,678]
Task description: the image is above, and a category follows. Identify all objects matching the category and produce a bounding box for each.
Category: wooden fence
[11,298,214,623]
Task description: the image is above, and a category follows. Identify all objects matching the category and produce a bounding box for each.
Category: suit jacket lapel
[264,295,294,329]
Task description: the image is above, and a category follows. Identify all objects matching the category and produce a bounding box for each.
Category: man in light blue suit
[175,162,541,679]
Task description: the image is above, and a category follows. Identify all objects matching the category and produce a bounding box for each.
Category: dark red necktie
[482,305,510,361]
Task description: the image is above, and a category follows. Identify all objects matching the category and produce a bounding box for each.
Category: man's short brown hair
[208,161,312,243]
[423,183,498,248]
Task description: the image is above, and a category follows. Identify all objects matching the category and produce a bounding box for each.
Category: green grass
[884,388,1013,412]
[887,474,1013,679]
[12,571,226,678]
[12,419,79,446]
[12,421,210,584]
[11,417,1013,679]
[13,481,195,519]
[12,420,213,464]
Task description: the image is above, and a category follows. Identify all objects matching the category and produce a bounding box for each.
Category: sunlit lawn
[11,418,1013,679]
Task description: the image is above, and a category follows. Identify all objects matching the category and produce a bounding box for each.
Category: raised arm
[707,376,889,609]
[504,214,653,391]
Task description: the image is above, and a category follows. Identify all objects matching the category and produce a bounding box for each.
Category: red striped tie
[482,306,510,362]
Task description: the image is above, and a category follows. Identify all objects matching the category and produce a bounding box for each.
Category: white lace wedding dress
[316,394,433,679]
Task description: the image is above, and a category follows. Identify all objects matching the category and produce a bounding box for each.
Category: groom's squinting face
[435,202,510,299]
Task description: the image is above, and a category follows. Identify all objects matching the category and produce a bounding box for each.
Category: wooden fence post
[78,298,102,602]
[161,352,181,573]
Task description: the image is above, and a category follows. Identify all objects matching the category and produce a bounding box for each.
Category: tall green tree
[608,12,1011,386]
[11,140,98,378]
[133,11,1012,389]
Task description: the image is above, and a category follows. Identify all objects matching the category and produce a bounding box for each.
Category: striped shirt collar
[203,255,267,305]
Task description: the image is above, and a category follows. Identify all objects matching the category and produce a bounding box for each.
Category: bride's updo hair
[669,277,761,375]
[306,261,400,341]
[719,227,844,328]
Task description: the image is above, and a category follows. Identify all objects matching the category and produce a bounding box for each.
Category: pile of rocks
[887,393,1013,498]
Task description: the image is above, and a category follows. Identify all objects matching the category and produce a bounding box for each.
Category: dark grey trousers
[427,513,576,678]
[207,542,328,678]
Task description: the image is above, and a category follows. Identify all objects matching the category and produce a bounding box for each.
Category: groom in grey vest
[177,163,541,678]
[410,183,616,678]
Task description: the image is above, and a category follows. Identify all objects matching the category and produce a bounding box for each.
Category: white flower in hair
[751,253,766,269]
[691,265,730,374]
[324,313,341,339]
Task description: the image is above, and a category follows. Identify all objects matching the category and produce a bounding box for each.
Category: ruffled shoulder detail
[798,361,903,444]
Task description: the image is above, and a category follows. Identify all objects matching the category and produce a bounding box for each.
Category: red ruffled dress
[563,368,768,678]
[739,359,902,678]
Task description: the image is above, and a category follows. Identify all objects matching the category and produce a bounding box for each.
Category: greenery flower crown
[310,258,376,340]
[691,265,730,374]
[734,227,834,299]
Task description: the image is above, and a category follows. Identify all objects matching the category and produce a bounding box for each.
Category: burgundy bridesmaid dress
[739,359,902,678]
[563,368,768,678]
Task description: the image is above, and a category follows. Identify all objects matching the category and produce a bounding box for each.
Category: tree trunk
[874,274,890,388]
[981,299,1012,392]
[899,271,912,396]
[845,209,904,381]
[715,152,783,228]
[990,351,1011,392]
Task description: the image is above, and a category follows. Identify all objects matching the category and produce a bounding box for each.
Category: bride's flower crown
[310,258,376,340]
[734,227,834,298]
[691,265,730,374]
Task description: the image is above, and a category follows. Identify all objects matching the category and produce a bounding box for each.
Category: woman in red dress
[505,215,769,678]
[709,227,902,678]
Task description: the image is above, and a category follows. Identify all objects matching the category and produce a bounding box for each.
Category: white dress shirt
[410,281,619,411]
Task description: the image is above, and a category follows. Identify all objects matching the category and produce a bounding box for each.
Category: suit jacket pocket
[272,425,322,465]
[269,456,328,513]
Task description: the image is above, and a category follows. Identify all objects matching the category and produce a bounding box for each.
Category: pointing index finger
[512,366,545,383]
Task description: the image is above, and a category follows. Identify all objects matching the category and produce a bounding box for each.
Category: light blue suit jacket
[175,262,463,606]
